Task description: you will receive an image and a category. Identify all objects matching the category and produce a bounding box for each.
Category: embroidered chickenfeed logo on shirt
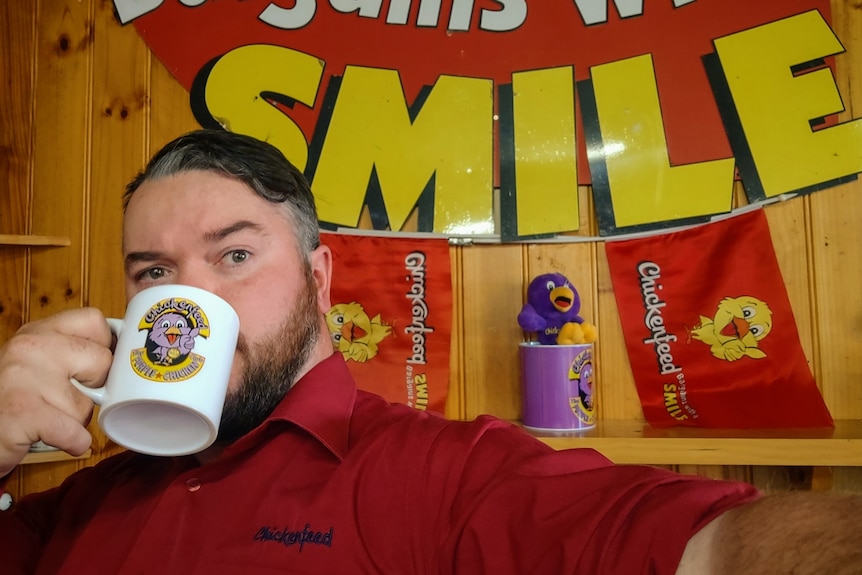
[253,524,334,552]
[129,297,210,382]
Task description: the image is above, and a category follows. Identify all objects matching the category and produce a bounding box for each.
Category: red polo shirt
[1,354,759,574]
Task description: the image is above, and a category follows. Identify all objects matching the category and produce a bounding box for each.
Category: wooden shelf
[21,449,91,465]
[0,234,71,247]
[529,419,862,466]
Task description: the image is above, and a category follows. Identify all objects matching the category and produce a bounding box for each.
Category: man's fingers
[3,328,114,390]
[17,307,114,348]
[0,389,93,476]
[38,411,94,456]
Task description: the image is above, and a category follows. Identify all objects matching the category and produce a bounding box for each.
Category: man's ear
[310,243,333,313]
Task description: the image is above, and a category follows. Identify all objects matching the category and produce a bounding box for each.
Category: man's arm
[677,491,862,574]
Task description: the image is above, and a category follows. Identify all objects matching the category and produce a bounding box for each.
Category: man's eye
[227,250,249,264]
[139,268,166,281]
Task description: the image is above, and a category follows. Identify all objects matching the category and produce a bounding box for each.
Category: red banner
[605,209,832,428]
[322,232,452,414]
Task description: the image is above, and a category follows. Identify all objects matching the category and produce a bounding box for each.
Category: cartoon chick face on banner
[690,296,773,362]
[326,301,393,363]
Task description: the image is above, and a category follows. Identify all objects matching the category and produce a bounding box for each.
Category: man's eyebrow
[124,251,164,273]
[202,220,264,243]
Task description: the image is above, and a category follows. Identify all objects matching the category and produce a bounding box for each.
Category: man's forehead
[125,172,287,223]
[123,182,294,253]
[126,170,259,206]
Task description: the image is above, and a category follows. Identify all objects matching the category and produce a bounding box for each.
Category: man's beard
[216,269,321,443]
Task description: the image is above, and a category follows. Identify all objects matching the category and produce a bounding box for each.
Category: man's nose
[172,268,221,297]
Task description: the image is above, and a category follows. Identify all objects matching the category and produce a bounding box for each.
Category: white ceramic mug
[71,285,239,456]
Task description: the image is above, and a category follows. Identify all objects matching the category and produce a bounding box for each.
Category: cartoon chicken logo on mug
[130,297,211,383]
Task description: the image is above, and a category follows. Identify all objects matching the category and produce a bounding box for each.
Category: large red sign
[126,0,821,166]
[118,1,861,238]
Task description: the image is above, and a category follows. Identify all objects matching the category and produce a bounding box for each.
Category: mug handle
[69,317,124,405]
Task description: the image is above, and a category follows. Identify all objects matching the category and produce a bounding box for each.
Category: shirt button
[186,478,202,492]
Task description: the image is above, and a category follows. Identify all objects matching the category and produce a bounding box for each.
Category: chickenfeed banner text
[323,232,452,413]
[605,209,832,428]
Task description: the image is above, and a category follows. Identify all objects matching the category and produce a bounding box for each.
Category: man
[0,129,859,574]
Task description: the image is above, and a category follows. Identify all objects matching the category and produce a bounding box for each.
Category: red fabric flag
[605,209,832,428]
[322,232,452,414]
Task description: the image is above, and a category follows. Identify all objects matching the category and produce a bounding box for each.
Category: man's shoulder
[351,389,553,458]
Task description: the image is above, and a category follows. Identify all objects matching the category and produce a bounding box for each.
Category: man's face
[122,170,333,421]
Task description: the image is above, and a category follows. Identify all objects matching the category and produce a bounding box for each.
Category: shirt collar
[265,353,356,460]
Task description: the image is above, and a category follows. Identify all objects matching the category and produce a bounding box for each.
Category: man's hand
[0,308,115,477]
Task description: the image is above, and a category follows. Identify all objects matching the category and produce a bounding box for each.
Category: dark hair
[123,129,320,255]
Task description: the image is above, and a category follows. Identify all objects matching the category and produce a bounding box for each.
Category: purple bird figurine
[518,272,597,345]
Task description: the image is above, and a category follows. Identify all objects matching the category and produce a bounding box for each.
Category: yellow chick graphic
[690,296,772,362]
[326,301,392,363]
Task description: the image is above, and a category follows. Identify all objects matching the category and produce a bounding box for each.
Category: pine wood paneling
[149,52,199,152]
[89,0,147,318]
[809,0,862,419]
[29,0,91,321]
[24,0,94,483]
[446,244,467,420]
[461,243,524,419]
[0,2,35,353]
[764,198,816,377]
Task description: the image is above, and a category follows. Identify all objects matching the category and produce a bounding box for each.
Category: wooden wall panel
[2,1,861,499]
[88,0,147,318]
[764,199,817,382]
[461,243,524,419]
[0,3,35,345]
[446,245,467,420]
[149,52,199,152]
[25,0,95,486]
[809,1,862,420]
[29,0,91,321]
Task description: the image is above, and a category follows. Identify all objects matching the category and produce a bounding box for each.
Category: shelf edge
[538,436,862,466]
[0,234,71,247]
[530,419,862,466]
[21,449,92,465]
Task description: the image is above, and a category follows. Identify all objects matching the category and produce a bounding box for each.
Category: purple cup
[519,342,596,432]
